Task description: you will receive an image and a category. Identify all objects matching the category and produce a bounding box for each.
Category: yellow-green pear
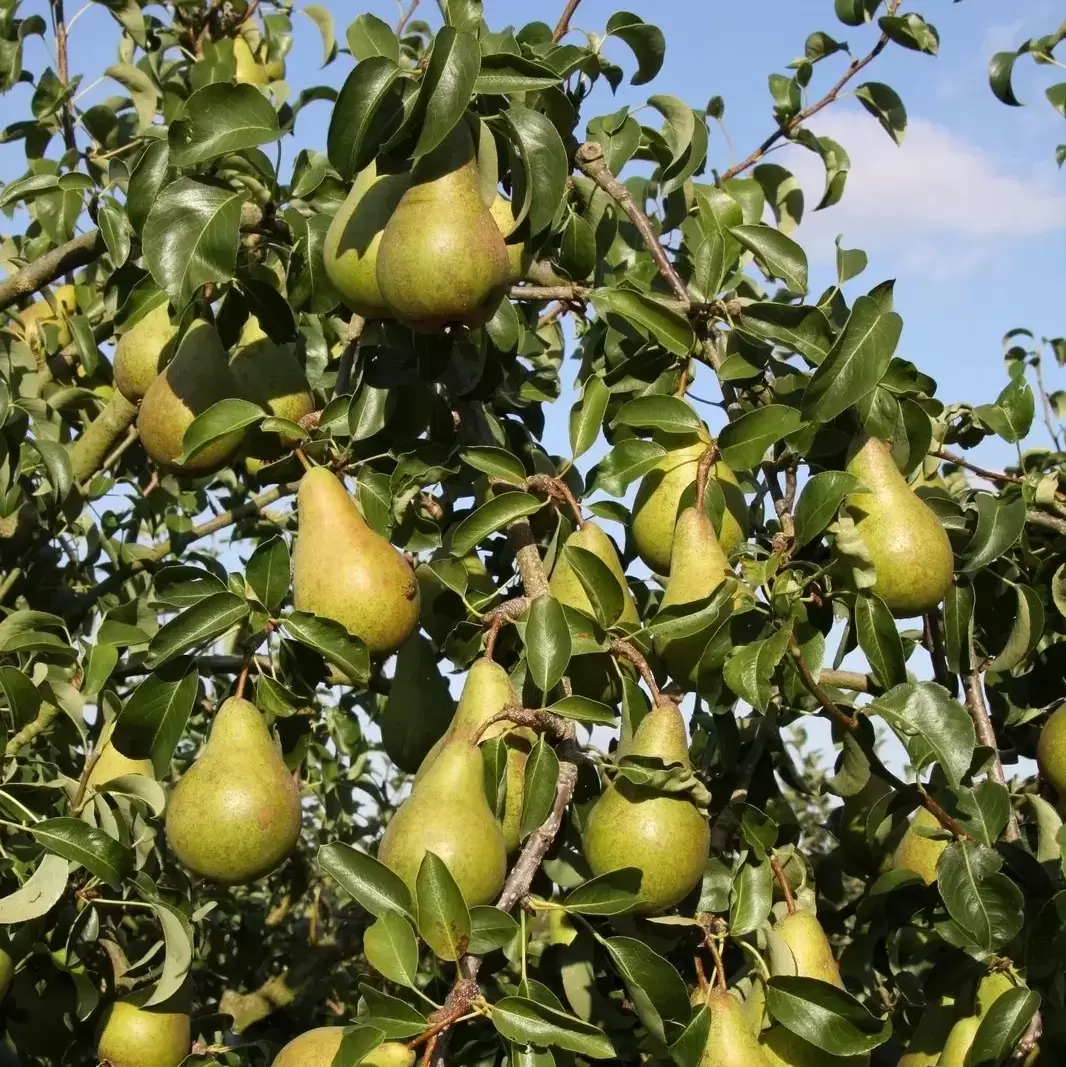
[113,301,178,402]
[17,283,77,350]
[844,436,954,618]
[165,697,301,884]
[376,122,510,332]
[700,989,773,1067]
[897,997,957,1067]
[632,433,746,575]
[549,520,638,625]
[86,740,154,792]
[775,909,844,989]
[273,1028,414,1067]
[137,319,245,473]
[761,1025,869,1067]
[893,808,949,886]
[292,467,420,655]
[378,733,507,905]
[976,971,1015,1017]
[234,35,268,84]
[323,161,409,320]
[489,193,532,283]
[584,700,709,914]
[939,1015,981,1067]
[1037,702,1066,796]
[230,314,314,430]
[96,986,190,1067]
[0,946,12,1002]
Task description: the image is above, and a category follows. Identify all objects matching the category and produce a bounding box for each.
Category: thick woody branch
[1027,509,1066,536]
[70,392,137,486]
[609,638,661,705]
[0,231,104,313]
[5,702,62,756]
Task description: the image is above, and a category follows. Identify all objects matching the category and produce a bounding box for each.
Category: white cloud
[783,110,1066,261]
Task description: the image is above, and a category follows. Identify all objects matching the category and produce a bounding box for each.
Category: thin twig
[551,0,582,43]
[49,0,77,154]
[769,853,796,915]
[396,0,420,35]
[609,639,661,705]
[0,231,104,313]
[932,449,1023,486]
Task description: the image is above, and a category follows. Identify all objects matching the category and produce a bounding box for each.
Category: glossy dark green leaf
[459,445,527,485]
[970,987,1040,1066]
[503,105,568,237]
[614,395,701,435]
[732,224,808,294]
[491,997,615,1058]
[793,471,859,547]
[33,818,133,889]
[451,492,542,556]
[180,398,263,463]
[766,976,891,1055]
[525,594,572,694]
[730,860,772,936]
[855,81,907,144]
[569,375,610,460]
[879,13,939,55]
[563,545,625,628]
[468,906,520,954]
[363,910,419,986]
[318,843,413,918]
[358,984,426,1038]
[280,612,370,683]
[169,83,281,165]
[327,57,403,178]
[416,852,471,961]
[604,11,665,85]
[961,494,1026,573]
[520,736,560,839]
[113,659,198,776]
[346,12,399,62]
[245,535,291,613]
[717,404,802,470]
[737,303,833,365]
[589,439,667,496]
[414,27,480,158]
[604,936,690,1044]
[549,695,618,725]
[937,842,1024,952]
[126,140,170,236]
[589,288,695,356]
[855,593,907,689]
[988,50,1023,107]
[956,782,1011,848]
[147,592,249,668]
[563,869,643,915]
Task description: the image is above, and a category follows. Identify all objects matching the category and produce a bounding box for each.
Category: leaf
[468,906,520,954]
[563,869,643,915]
[126,140,170,236]
[563,545,624,628]
[334,1026,386,1067]
[520,737,560,839]
[730,860,772,937]
[317,842,413,918]
[143,901,193,1006]
[737,303,833,365]
[148,592,249,668]
[855,593,907,689]
[302,4,337,66]
[0,853,68,924]
[416,852,471,961]
[549,695,618,725]
[731,224,808,294]
[280,612,370,683]
[451,492,542,556]
[604,11,665,85]
[766,976,891,1055]
[459,445,526,485]
[961,494,1026,573]
[793,471,859,548]
[491,997,615,1058]
[246,535,291,612]
[613,395,702,435]
[588,439,667,496]
[143,178,247,308]
[503,105,569,238]
[346,13,399,62]
[364,910,419,986]
[30,439,73,501]
[475,53,561,95]
[717,405,802,470]
[988,50,1023,107]
[32,818,133,889]
[870,682,975,788]
[113,659,198,777]
[327,57,403,179]
[414,26,480,158]
[879,13,939,55]
[970,987,1041,1066]
[802,294,903,421]
[956,782,1011,848]
[525,595,572,695]
[180,398,263,463]
[98,198,131,268]
[604,937,690,1043]
[358,984,427,1038]
[855,81,907,144]
[569,375,610,460]
[589,289,696,356]
[937,842,1024,953]
[169,83,281,166]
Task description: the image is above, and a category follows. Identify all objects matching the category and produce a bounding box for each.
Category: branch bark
[50,0,77,154]
[0,231,104,313]
[551,0,582,43]
[5,702,62,756]
[70,392,137,485]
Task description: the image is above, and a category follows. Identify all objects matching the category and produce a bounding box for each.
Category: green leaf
[126,140,170,236]
[855,81,907,144]
[346,13,399,62]
[0,666,41,728]
[525,594,572,694]
[491,997,615,1058]
[318,843,413,919]
[334,1026,386,1067]
[730,860,772,936]
[148,592,249,668]
[989,51,1022,107]
[731,224,808,294]
[113,659,198,777]
[974,375,1034,443]
[143,901,193,1006]
[834,0,879,26]
[143,178,247,308]
[569,375,610,460]
[879,13,939,55]
[937,842,1024,953]
[451,492,542,556]
[246,535,291,612]
[604,11,665,85]
[737,303,833,365]
[169,83,281,166]
[563,545,625,627]
[302,3,337,66]
[30,439,73,501]
[520,737,560,839]
[0,853,68,923]
[416,852,471,961]
[604,936,690,1043]
[98,198,131,268]
[717,405,802,470]
[961,494,1026,573]
[503,105,569,238]
[944,580,975,674]
[802,294,903,421]
[32,818,133,890]
[986,583,1042,674]
[459,446,527,485]
[588,439,667,496]
[563,869,643,915]
[793,471,859,548]
[549,695,618,725]
[766,976,891,1055]
[327,57,403,179]
[956,782,1011,848]
[474,53,562,95]
[414,27,480,158]
[613,395,701,435]
[970,987,1041,1066]
[280,612,370,683]
[468,906,520,954]
[180,398,263,463]
[364,910,419,987]
[589,289,695,356]
[854,593,907,689]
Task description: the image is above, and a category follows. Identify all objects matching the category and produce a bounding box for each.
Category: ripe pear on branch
[95,984,191,1067]
[113,300,177,403]
[273,1028,415,1067]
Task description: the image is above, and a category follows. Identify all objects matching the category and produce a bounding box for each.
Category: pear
[1037,701,1066,796]
[96,986,190,1067]
[137,319,245,473]
[775,909,844,988]
[761,1025,868,1067]
[292,467,420,655]
[898,997,957,1067]
[113,301,178,402]
[273,1028,415,1067]
[939,1015,980,1067]
[976,971,1014,1016]
[489,193,532,283]
[323,161,410,320]
[376,122,510,332]
[0,946,12,1002]
[234,35,268,84]
[700,989,773,1067]
[892,808,949,886]
[86,740,154,792]
[844,436,954,618]
[378,734,507,905]
[632,433,746,575]
[549,521,639,625]
[18,283,77,350]
[583,700,709,914]
[165,697,301,884]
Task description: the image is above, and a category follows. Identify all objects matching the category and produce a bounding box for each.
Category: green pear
[0,946,12,1002]
[584,700,709,914]
[893,808,949,886]
[137,319,245,473]
[96,986,190,1067]
[898,997,957,1067]
[976,971,1015,1017]
[655,506,734,688]
[292,467,420,655]
[230,314,314,428]
[1037,701,1066,796]
[113,300,178,402]
[378,734,507,905]
[323,161,410,320]
[489,193,532,283]
[775,909,844,988]
[273,1028,415,1067]
[632,433,746,575]
[376,122,510,332]
[700,989,773,1067]
[844,436,954,618]
[761,1025,869,1067]
[18,283,77,350]
[939,1015,980,1067]
[165,696,301,884]
[86,740,154,792]
[549,521,639,625]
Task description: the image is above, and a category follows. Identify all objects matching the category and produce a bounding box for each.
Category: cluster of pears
[273,1028,414,1067]
[115,305,314,475]
[165,695,302,884]
[324,121,528,332]
[95,982,191,1067]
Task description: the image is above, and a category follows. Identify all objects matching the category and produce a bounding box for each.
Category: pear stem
[609,639,661,706]
[293,449,312,473]
[769,854,796,915]
[706,933,728,993]
[694,443,720,515]
[235,663,250,700]
[481,598,531,660]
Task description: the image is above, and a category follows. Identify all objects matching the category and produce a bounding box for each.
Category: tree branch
[551,0,582,43]
[5,702,62,756]
[933,448,1024,486]
[396,0,419,35]
[0,231,104,313]
[1027,509,1066,536]
[70,392,137,486]
[49,0,77,154]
